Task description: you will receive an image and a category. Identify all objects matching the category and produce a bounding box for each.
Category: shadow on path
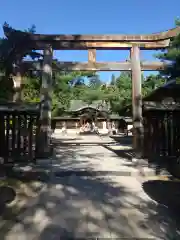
[103,145,133,161]
[1,135,180,238]
[143,180,180,209]
[2,173,180,239]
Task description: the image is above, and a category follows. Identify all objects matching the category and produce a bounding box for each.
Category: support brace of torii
[3,25,180,159]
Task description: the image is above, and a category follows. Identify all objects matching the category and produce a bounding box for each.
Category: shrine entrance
[80,115,93,126]
[78,108,104,134]
[3,24,180,159]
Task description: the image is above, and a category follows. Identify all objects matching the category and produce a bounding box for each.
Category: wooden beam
[5,26,180,41]
[141,61,167,70]
[131,46,143,159]
[22,60,167,71]
[33,39,170,50]
[54,62,132,71]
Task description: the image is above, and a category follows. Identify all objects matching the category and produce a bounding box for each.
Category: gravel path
[2,133,180,239]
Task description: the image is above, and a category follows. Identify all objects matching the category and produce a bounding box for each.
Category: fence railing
[0,103,40,164]
[143,102,180,158]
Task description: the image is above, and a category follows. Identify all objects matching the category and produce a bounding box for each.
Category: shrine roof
[144,80,180,101]
[66,100,109,112]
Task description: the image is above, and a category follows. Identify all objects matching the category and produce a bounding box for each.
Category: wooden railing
[0,103,40,164]
[143,102,180,158]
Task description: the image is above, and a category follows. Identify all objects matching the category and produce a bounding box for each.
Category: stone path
[2,133,180,239]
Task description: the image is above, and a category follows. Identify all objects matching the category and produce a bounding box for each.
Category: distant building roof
[66,100,110,112]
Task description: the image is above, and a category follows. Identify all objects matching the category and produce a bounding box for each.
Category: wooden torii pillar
[130,46,143,159]
[38,44,53,157]
[13,58,23,102]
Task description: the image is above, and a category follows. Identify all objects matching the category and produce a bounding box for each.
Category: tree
[107,71,165,114]
[142,74,165,96]
[156,18,180,81]
[81,88,102,104]
[26,24,36,34]
[0,22,42,101]
[88,74,102,88]
[115,71,132,106]
[0,22,41,74]
[110,74,116,85]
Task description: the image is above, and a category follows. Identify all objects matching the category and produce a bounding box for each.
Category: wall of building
[51,117,132,130]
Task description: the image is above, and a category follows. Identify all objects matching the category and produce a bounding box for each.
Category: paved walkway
[2,133,180,239]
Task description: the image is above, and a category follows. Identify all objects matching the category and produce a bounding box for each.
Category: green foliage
[15,70,167,117]
[156,18,180,80]
[110,74,116,85]
[142,74,165,96]
[88,75,102,88]
[108,72,165,114]
[0,22,41,77]
[23,76,40,102]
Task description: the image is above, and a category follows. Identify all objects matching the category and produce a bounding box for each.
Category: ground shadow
[38,225,76,239]
[110,135,133,146]
[103,145,133,161]
[107,135,179,176]
[1,135,180,238]
[102,135,135,164]
[2,166,50,183]
[1,173,180,239]
[0,186,16,222]
[143,180,180,209]
[0,186,16,205]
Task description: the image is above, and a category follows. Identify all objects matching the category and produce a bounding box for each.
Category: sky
[0,0,179,82]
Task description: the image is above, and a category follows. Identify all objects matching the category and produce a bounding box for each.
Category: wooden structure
[143,80,180,159]
[51,100,132,130]
[0,103,40,163]
[3,25,180,158]
[66,100,109,129]
[52,116,132,131]
[143,103,180,159]
[52,100,108,130]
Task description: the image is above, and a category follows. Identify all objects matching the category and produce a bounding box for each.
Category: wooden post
[88,49,96,63]
[130,45,143,159]
[38,45,53,158]
[13,60,23,102]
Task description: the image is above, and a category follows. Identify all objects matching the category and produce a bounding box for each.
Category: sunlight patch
[107,145,132,150]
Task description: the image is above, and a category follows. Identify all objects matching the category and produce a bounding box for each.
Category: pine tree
[156,19,180,82]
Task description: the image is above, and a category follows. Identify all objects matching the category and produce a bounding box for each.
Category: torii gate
[3,26,180,158]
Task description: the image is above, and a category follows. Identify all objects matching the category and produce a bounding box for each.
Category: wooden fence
[143,102,180,159]
[0,103,40,164]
